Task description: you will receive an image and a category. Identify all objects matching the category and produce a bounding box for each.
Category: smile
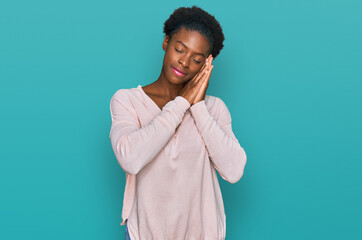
[171,67,186,77]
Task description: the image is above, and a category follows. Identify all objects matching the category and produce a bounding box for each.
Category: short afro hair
[163,6,225,58]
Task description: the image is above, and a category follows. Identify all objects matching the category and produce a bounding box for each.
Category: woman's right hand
[179,55,213,105]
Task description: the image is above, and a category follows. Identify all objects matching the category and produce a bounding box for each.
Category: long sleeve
[189,97,247,183]
[109,90,190,175]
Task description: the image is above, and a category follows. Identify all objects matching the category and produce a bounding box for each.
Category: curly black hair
[163,6,225,58]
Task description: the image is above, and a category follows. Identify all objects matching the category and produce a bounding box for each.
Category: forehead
[170,27,210,54]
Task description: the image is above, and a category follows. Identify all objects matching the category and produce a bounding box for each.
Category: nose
[178,55,190,68]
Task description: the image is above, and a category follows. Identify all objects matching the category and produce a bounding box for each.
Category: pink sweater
[109,85,247,240]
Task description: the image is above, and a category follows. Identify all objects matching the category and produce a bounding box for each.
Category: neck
[153,71,186,99]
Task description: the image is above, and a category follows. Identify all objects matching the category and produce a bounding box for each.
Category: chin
[165,70,188,85]
[168,78,186,85]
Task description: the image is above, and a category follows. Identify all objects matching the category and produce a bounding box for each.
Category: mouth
[171,66,187,77]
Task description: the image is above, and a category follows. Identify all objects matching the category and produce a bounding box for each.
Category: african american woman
[109,6,247,240]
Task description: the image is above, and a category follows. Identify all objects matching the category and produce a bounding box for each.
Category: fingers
[193,55,213,83]
[192,65,206,84]
[191,58,209,83]
[191,60,213,104]
[201,65,213,87]
[181,55,213,104]
[205,65,214,83]
[195,60,213,94]
[201,57,213,81]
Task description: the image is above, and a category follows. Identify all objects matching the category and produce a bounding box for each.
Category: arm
[189,97,247,183]
[109,90,190,175]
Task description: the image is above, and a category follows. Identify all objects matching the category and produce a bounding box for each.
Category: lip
[171,66,187,77]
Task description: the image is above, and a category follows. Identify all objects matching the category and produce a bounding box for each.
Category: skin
[142,27,214,109]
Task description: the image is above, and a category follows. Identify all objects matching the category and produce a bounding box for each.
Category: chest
[138,105,205,154]
[145,92,172,110]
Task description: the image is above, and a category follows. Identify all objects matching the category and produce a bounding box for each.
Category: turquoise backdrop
[1,0,361,239]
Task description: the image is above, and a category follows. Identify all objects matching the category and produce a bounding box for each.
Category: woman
[109,6,247,240]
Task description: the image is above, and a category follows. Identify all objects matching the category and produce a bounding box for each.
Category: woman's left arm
[189,97,247,183]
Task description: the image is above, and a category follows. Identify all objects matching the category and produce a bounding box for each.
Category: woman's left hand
[193,55,214,104]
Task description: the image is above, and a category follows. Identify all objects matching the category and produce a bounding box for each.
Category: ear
[162,35,169,52]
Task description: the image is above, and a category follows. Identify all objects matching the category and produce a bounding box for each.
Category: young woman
[109,6,247,240]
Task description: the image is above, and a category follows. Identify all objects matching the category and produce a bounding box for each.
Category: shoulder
[111,86,140,101]
[109,86,143,120]
[110,85,144,107]
[109,86,144,117]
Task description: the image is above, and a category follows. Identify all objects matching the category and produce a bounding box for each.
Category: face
[161,27,211,84]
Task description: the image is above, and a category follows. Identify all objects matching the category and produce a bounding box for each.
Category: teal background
[1,0,361,239]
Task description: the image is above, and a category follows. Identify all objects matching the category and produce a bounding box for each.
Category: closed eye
[175,47,201,64]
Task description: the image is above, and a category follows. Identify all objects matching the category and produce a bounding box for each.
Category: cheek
[186,67,202,80]
[193,65,204,75]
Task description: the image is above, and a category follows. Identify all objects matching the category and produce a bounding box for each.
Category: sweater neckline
[137,85,162,112]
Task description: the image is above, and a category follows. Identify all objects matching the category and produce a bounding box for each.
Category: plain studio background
[0,0,361,239]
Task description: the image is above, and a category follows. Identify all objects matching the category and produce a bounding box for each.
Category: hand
[178,54,214,105]
[193,55,214,105]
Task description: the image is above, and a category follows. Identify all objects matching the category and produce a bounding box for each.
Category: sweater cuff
[172,96,191,111]
[189,100,210,128]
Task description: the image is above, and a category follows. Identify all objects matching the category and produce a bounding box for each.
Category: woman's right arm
[109,90,190,175]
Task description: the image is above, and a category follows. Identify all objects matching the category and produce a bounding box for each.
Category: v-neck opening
[137,85,162,112]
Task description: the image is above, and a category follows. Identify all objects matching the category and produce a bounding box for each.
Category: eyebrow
[176,41,206,58]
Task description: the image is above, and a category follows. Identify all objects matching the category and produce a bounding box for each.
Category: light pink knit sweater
[109,85,247,240]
